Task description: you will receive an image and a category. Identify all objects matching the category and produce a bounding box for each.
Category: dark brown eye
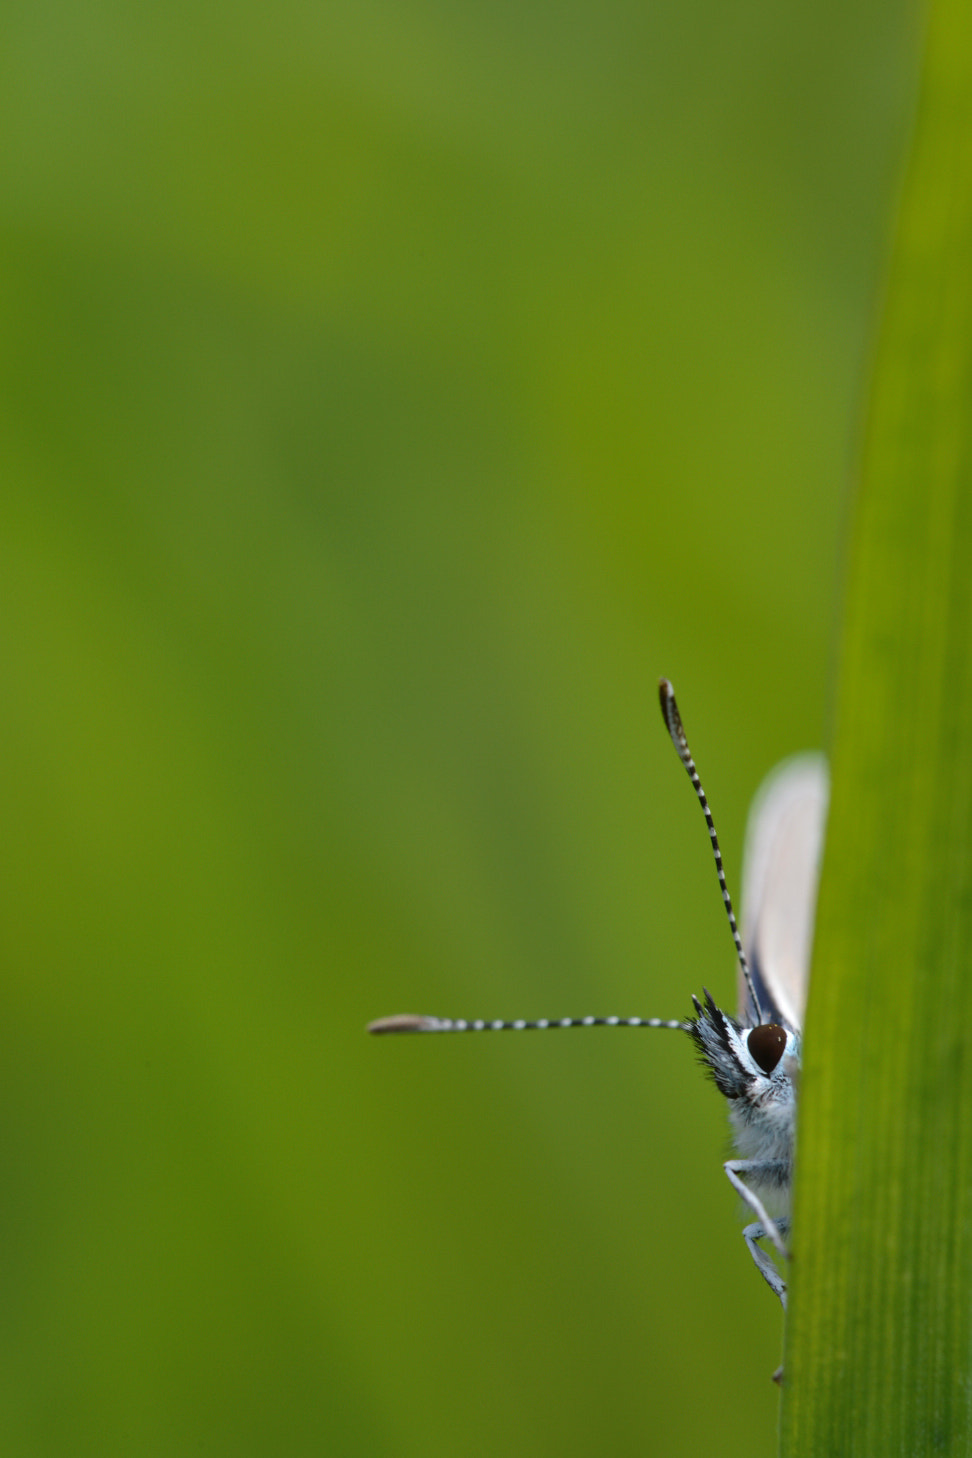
[747,1024,787,1074]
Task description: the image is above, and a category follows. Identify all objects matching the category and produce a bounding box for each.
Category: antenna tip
[368,1014,433,1034]
[658,678,680,736]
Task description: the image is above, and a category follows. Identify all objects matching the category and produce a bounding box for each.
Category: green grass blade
[780,2,972,1453]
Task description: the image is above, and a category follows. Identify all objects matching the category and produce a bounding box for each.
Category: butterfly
[370,679,828,1308]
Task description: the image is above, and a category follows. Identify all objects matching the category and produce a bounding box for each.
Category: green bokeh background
[0,3,917,1455]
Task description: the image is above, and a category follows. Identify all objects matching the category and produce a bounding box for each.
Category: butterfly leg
[723,1158,790,1306]
[723,1159,789,1256]
[742,1219,789,1306]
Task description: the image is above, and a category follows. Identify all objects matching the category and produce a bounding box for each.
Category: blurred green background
[0,2,918,1455]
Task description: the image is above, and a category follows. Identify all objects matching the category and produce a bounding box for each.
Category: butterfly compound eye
[747,1023,787,1074]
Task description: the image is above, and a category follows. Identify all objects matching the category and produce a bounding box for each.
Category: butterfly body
[691,990,799,1180]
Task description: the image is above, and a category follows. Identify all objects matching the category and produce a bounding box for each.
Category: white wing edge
[739,752,829,1032]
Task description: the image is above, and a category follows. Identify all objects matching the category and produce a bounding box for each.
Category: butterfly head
[689,989,799,1179]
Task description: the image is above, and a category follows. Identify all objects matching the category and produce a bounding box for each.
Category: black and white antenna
[657,678,763,1025]
[368,678,754,1035]
[369,1011,686,1035]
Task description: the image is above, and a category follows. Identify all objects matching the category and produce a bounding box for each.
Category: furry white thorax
[690,993,799,1207]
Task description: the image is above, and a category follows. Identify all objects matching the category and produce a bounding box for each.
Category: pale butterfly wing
[738,754,828,1032]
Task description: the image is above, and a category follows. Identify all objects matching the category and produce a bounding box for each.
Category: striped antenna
[367,676,752,1037]
[657,678,763,1025]
[369,1013,686,1034]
